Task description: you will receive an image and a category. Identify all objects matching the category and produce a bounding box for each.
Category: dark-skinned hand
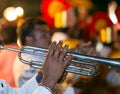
[40,40,72,91]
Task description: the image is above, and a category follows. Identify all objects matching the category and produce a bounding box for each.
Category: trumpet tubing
[0,45,120,76]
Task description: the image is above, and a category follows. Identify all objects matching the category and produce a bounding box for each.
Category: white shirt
[64,86,75,94]
[33,86,52,94]
[0,76,51,94]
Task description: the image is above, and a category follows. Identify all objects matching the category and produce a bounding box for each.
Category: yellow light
[3,7,17,21]
[106,27,112,43]
[62,11,67,27]
[63,39,80,49]
[100,28,106,43]
[55,11,67,28]
[55,12,62,28]
[15,7,24,17]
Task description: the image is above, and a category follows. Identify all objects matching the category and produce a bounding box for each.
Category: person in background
[0,21,19,87]
[106,30,120,90]
[0,41,73,94]
[63,41,100,94]
[13,17,51,87]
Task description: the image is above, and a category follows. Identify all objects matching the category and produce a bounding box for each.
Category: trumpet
[0,45,120,77]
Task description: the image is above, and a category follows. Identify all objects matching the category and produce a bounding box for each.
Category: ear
[25,36,34,45]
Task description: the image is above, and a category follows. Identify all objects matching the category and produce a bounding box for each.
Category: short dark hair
[17,17,47,46]
[0,22,17,44]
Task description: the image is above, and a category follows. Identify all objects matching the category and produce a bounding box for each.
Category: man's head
[17,17,51,48]
[0,22,17,45]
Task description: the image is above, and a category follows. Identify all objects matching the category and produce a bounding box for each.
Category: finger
[63,55,73,67]
[53,40,63,57]
[59,43,69,63]
[48,41,56,56]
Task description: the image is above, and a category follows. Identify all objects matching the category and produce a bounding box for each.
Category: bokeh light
[15,7,24,17]
[3,7,17,21]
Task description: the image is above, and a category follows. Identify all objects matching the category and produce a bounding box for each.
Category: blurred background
[1,0,120,43]
[0,0,120,17]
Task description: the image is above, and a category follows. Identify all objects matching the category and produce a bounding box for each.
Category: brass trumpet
[0,45,120,76]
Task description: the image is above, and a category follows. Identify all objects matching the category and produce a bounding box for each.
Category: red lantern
[89,11,113,36]
[40,0,71,27]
